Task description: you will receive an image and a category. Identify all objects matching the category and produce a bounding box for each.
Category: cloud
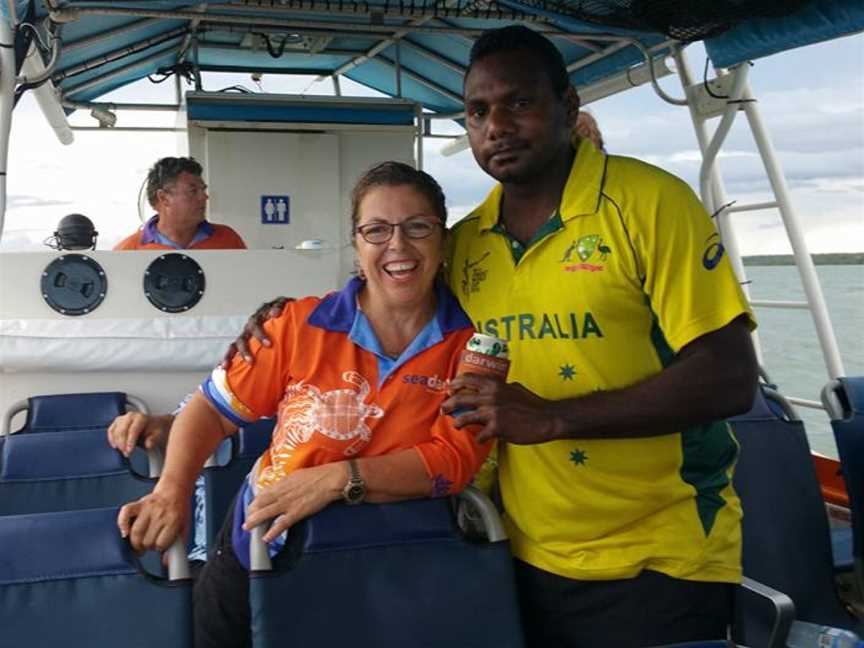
[6,195,73,209]
[3,44,861,255]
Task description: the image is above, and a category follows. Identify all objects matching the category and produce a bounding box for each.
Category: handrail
[457,486,508,542]
[820,379,846,420]
[1,399,27,436]
[750,300,809,309]
[250,523,273,571]
[785,397,826,412]
[166,536,191,580]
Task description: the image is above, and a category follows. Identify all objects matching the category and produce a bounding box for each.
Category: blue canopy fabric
[7,0,863,113]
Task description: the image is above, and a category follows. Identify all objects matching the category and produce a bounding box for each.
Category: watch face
[346,484,365,503]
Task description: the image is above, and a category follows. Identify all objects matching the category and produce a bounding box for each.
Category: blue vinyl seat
[730,385,858,646]
[0,391,158,517]
[202,417,274,550]
[2,391,147,435]
[0,506,192,648]
[823,377,864,603]
[0,426,156,515]
[248,488,524,648]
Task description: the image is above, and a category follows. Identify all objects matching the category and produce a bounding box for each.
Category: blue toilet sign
[261,196,290,224]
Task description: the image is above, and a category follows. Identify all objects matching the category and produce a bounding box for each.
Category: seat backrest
[249,495,524,648]
[824,377,864,591]
[10,391,129,434]
[0,427,154,515]
[730,386,855,644]
[203,418,274,549]
[0,506,192,648]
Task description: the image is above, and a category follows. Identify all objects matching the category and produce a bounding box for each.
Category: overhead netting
[249,0,811,42]
[513,0,813,41]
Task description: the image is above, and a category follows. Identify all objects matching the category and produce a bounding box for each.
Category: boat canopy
[2,0,862,115]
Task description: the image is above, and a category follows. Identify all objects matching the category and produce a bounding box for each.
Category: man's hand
[107,412,173,457]
[221,296,292,368]
[117,484,190,553]
[442,374,558,444]
[243,462,344,543]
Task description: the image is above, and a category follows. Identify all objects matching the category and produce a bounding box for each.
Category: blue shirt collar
[140,215,214,248]
[308,276,472,335]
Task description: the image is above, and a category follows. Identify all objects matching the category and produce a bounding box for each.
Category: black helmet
[45,213,98,250]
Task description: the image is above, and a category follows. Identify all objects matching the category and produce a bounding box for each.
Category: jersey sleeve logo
[702,233,726,270]
[257,371,383,490]
[561,234,611,272]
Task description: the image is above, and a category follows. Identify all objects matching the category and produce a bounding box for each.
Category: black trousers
[193,499,252,648]
[513,559,734,648]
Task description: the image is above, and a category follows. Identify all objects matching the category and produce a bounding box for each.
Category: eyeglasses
[355,218,442,244]
[163,184,208,199]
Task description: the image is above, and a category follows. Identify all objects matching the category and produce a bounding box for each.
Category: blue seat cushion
[251,499,523,648]
[832,527,854,571]
[1,427,127,480]
[0,507,192,648]
[0,428,154,516]
[21,392,127,433]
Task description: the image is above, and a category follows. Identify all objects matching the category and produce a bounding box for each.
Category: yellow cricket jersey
[446,136,756,583]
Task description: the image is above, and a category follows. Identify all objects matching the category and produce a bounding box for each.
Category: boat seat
[823,376,864,602]
[0,506,192,648]
[2,390,154,474]
[832,527,855,572]
[202,417,274,553]
[730,385,857,647]
[2,391,148,435]
[0,426,155,516]
[248,487,525,648]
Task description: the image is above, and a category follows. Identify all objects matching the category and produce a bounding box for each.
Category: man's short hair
[146,156,203,209]
[466,25,570,97]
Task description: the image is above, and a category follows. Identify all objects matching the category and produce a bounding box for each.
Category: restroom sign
[261,195,290,224]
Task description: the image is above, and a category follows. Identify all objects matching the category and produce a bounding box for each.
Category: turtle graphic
[258,372,384,489]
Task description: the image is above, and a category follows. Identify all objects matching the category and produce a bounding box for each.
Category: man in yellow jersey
[439,26,758,646]
[225,26,757,647]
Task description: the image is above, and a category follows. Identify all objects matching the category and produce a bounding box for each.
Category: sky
[1,32,862,254]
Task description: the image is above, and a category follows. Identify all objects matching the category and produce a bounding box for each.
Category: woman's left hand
[243,462,346,542]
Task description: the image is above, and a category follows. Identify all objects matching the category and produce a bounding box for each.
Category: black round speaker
[143,253,205,313]
[41,254,108,316]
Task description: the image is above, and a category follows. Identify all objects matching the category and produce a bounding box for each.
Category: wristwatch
[342,459,366,505]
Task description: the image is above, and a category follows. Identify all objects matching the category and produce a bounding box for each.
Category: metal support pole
[4,0,19,26]
[395,40,402,98]
[331,74,341,96]
[191,31,202,91]
[63,99,180,112]
[0,21,16,243]
[21,41,73,145]
[697,63,750,210]
[415,104,423,171]
[740,81,845,379]
[673,48,762,361]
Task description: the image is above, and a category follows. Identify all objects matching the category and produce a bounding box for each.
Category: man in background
[114,156,245,250]
[574,110,604,151]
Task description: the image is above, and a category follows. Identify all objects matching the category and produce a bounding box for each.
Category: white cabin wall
[337,131,419,282]
[0,249,342,423]
[201,130,342,252]
[187,118,415,281]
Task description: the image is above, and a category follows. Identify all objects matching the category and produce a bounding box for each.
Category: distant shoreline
[743,253,864,266]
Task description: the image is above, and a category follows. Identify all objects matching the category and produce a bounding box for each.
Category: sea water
[745,264,864,458]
